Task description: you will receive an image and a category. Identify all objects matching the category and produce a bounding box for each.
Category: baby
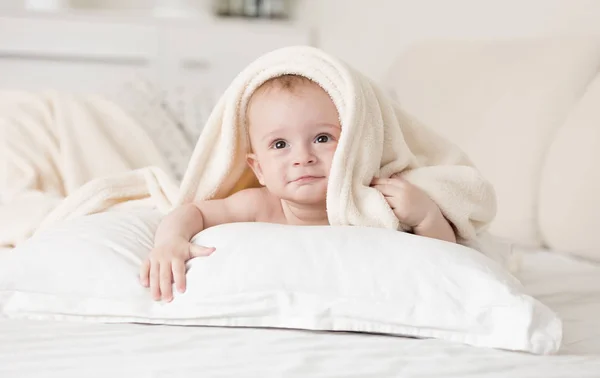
[139,75,456,302]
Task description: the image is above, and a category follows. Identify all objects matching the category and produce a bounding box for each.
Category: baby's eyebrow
[261,129,285,142]
[316,122,341,129]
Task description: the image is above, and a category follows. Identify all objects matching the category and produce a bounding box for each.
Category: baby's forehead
[247,75,327,107]
[244,74,339,136]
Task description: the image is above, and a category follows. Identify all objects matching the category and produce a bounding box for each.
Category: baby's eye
[315,134,330,143]
[272,140,287,149]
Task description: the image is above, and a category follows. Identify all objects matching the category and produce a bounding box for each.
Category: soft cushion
[385,38,600,247]
[0,210,561,354]
[111,76,217,182]
[538,73,600,261]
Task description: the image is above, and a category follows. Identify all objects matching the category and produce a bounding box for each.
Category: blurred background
[3,0,600,82]
[2,0,600,191]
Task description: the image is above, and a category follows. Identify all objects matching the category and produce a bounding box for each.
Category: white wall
[11,0,600,83]
[297,0,600,83]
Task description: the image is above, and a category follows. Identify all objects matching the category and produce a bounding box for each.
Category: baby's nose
[293,148,317,166]
[293,157,316,166]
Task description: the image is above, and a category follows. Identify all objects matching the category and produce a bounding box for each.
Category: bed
[1,246,599,377]
[2,8,600,378]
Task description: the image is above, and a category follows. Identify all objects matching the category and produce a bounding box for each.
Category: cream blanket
[1,46,496,248]
[0,91,174,248]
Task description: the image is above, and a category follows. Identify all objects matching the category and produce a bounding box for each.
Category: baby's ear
[246,153,265,186]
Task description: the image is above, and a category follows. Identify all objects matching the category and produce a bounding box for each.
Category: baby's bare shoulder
[195,187,280,227]
[226,187,271,209]
[232,187,281,219]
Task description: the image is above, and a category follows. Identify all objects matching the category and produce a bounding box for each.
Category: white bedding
[1,247,599,378]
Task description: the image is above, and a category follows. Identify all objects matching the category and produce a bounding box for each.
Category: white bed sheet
[1,248,599,378]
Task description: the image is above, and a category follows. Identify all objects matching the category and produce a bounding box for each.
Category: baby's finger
[159,262,174,302]
[189,244,216,258]
[149,260,161,301]
[139,259,151,287]
[172,259,187,293]
[382,196,405,221]
[372,183,403,198]
[373,176,408,185]
[383,196,397,210]
[370,177,394,186]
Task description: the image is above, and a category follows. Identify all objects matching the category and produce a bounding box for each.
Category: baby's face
[246,81,341,205]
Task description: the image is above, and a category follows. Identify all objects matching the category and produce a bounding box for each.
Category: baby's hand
[139,237,215,302]
[370,174,438,228]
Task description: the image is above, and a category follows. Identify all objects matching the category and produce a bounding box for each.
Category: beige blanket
[0,91,174,248]
[1,46,497,248]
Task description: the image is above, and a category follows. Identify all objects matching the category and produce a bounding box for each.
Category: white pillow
[0,210,561,355]
[385,38,600,247]
[538,73,600,261]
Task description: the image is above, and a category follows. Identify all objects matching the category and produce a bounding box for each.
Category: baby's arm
[140,188,261,301]
[413,208,457,244]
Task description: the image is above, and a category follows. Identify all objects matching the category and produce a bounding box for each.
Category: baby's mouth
[291,175,325,184]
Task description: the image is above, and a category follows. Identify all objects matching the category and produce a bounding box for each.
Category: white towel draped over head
[176,45,497,241]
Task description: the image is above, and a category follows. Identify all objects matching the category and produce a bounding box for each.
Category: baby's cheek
[325,146,337,162]
[263,165,279,181]
[273,164,289,183]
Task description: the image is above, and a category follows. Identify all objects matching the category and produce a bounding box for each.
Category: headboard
[0,11,312,96]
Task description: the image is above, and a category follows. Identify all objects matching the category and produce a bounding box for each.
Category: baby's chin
[283,188,327,206]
